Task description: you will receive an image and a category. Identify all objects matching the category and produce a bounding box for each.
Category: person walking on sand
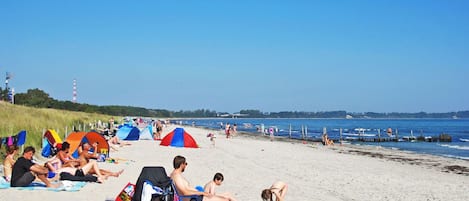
[10,146,58,188]
[204,173,238,201]
[170,155,228,201]
[261,181,288,201]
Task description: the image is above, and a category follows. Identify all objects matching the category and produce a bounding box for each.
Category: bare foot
[117,169,124,176]
[47,183,60,188]
[97,177,105,183]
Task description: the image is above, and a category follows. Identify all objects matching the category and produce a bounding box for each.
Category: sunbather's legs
[81,160,105,179]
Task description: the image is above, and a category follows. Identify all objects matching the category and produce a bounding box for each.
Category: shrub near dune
[0,101,117,162]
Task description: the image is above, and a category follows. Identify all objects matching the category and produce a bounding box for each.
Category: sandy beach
[1,124,469,201]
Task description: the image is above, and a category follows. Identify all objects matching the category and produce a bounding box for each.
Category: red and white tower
[72,79,77,103]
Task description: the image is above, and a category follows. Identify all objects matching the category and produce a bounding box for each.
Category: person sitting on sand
[57,142,81,168]
[322,133,334,146]
[204,172,238,201]
[3,145,19,182]
[78,142,123,178]
[261,181,288,201]
[170,155,228,201]
[10,146,58,188]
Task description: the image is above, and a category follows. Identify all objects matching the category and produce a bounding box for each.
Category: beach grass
[0,101,118,161]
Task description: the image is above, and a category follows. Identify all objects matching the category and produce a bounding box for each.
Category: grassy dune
[0,101,118,159]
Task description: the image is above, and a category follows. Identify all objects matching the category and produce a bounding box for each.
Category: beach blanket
[0,177,87,192]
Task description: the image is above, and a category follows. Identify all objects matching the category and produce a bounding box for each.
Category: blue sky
[1,0,468,113]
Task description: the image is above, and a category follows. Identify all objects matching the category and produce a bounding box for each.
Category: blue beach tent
[116,125,140,141]
[139,125,154,140]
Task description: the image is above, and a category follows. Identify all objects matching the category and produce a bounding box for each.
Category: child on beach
[207,133,216,147]
[204,173,237,201]
[261,181,288,201]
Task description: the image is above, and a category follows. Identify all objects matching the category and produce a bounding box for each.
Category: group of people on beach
[171,155,288,201]
[3,140,123,188]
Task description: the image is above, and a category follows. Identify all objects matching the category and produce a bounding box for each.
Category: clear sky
[1,0,468,113]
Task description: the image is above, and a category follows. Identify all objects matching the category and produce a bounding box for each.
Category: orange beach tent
[66,131,110,158]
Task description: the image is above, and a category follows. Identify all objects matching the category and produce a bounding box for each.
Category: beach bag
[116,182,136,201]
[132,166,173,201]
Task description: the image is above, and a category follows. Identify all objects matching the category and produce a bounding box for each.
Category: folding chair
[171,181,202,201]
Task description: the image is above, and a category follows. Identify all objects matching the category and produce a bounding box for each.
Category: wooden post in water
[378,129,381,142]
[301,125,304,140]
[305,125,308,139]
[396,128,399,142]
[340,128,343,145]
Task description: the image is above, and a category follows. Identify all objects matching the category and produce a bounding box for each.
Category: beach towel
[0,177,87,192]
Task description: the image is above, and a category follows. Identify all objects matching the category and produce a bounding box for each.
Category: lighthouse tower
[72,79,77,103]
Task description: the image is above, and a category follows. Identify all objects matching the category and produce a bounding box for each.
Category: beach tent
[139,125,154,140]
[160,128,198,148]
[41,129,63,158]
[66,131,110,158]
[116,125,140,141]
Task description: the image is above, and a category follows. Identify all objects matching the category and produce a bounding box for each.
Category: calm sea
[176,118,469,160]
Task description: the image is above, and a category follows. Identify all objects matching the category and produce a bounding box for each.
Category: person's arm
[174,177,210,197]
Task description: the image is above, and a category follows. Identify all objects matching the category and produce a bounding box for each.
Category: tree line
[2,87,469,119]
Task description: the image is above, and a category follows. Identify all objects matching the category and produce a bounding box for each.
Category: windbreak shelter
[42,129,63,157]
[66,131,110,158]
[160,128,198,148]
[116,125,140,141]
[139,125,154,140]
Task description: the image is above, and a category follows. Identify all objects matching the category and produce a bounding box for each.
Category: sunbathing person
[109,136,131,146]
[261,181,288,201]
[55,160,107,183]
[107,136,132,151]
[57,142,80,167]
[10,146,57,188]
[78,142,123,177]
[170,155,228,201]
[204,172,238,201]
[3,145,19,182]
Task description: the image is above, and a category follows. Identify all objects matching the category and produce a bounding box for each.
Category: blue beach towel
[0,177,87,192]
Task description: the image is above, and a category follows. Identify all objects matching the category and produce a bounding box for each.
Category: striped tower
[72,79,77,103]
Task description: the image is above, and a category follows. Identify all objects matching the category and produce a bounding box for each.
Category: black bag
[132,166,173,201]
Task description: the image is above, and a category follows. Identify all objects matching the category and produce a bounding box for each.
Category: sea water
[177,118,469,160]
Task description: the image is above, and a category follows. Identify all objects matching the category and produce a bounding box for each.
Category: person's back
[3,145,18,182]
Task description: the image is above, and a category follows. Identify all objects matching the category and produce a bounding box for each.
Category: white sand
[1,124,468,201]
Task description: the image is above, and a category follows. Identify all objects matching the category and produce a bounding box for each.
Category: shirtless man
[261,181,288,201]
[170,155,228,201]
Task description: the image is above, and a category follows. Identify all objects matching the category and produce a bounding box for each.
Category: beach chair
[133,166,173,201]
[171,181,202,201]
